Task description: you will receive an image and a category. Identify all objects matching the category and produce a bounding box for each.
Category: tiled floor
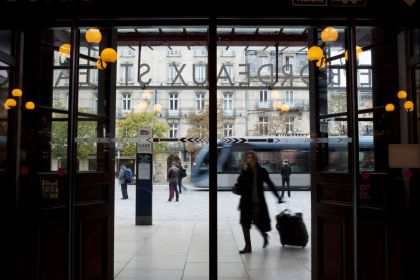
[114,182,311,279]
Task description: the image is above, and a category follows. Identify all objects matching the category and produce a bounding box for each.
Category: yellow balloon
[321,27,338,43]
[12,88,22,97]
[59,43,71,56]
[404,101,414,112]
[6,98,17,107]
[397,90,407,99]
[307,46,323,62]
[25,101,35,110]
[101,48,117,63]
[85,28,102,44]
[385,103,395,112]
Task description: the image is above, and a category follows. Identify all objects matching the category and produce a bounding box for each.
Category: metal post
[208,17,218,280]
[348,20,360,280]
[67,21,80,280]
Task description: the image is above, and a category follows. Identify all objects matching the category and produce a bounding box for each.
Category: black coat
[280,164,292,178]
[235,164,280,232]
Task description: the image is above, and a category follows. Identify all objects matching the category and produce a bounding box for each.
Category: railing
[222,109,235,117]
[256,100,273,110]
[166,109,181,118]
[116,108,132,118]
[284,99,307,110]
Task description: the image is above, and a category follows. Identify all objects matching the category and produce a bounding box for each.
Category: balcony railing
[283,100,307,110]
[222,109,236,117]
[116,108,132,118]
[166,109,181,118]
[256,100,273,110]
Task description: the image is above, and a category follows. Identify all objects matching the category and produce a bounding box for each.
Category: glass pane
[319,28,347,116]
[76,117,99,171]
[77,28,107,172]
[416,65,420,143]
[51,30,71,110]
[0,68,9,170]
[355,26,393,173]
[215,28,311,277]
[23,28,71,173]
[114,32,211,273]
[78,29,100,114]
[0,31,12,55]
[51,113,69,171]
[315,26,350,173]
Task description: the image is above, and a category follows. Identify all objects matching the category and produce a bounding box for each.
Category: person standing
[280,159,292,198]
[176,161,186,193]
[167,161,179,202]
[118,164,129,199]
[234,150,283,254]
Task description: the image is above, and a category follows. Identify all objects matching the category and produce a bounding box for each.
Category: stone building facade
[114,45,310,182]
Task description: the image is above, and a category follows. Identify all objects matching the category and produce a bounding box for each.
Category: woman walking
[234,150,283,254]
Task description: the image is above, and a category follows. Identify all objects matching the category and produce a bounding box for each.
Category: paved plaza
[114,181,311,279]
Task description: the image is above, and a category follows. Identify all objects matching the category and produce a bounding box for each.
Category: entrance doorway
[2,18,418,280]
[112,25,313,279]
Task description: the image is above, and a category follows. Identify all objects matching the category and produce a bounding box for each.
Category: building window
[196,92,205,110]
[259,116,269,135]
[223,123,233,137]
[169,93,178,110]
[258,56,270,75]
[223,92,233,111]
[168,64,177,83]
[286,117,295,134]
[194,64,206,83]
[194,48,207,57]
[167,49,181,57]
[259,90,268,103]
[284,56,294,72]
[122,93,131,112]
[120,47,135,57]
[358,69,372,87]
[169,123,179,138]
[285,90,294,105]
[120,63,134,84]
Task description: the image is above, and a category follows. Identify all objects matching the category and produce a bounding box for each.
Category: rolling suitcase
[276,209,309,248]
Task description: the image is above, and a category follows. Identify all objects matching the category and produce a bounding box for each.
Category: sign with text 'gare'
[137,128,152,154]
